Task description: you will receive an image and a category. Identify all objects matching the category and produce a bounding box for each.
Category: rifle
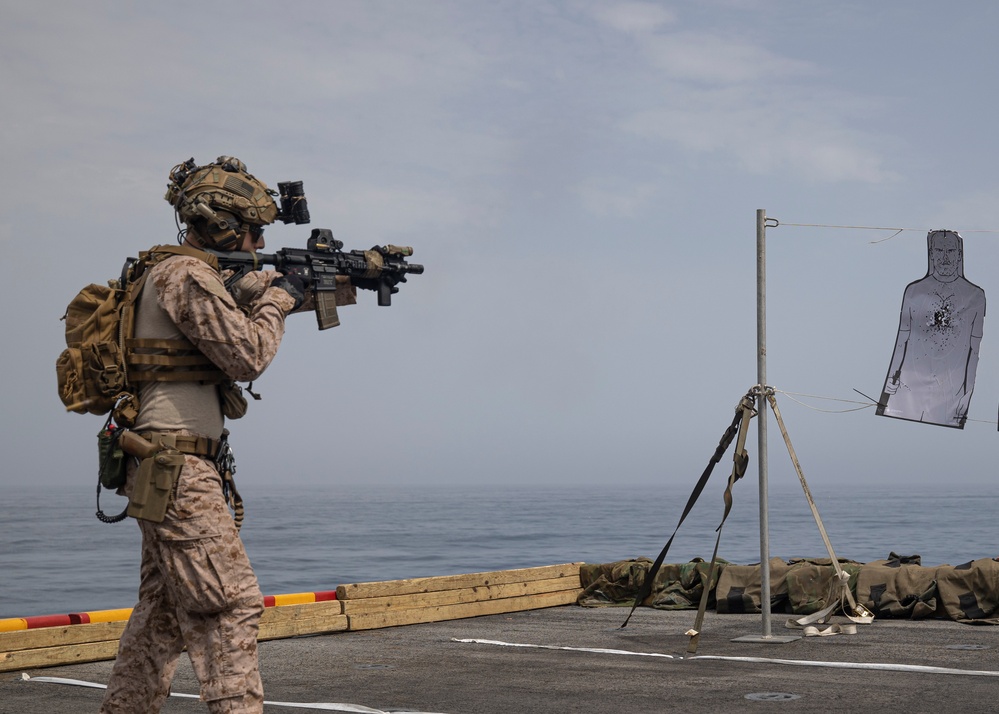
[209,228,424,330]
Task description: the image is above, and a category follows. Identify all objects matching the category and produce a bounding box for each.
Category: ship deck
[3,605,997,713]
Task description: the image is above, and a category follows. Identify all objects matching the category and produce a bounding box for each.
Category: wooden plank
[337,563,583,600]
[0,566,586,669]
[0,602,343,654]
[347,588,581,631]
[260,601,344,628]
[0,640,121,673]
[259,601,347,640]
[0,601,344,653]
[0,621,126,653]
[261,600,343,624]
[259,614,349,641]
[342,575,581,615]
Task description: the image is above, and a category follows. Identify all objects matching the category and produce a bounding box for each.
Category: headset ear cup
[209,224,242,251]
[192,205,242,250]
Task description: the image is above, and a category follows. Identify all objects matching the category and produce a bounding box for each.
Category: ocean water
[1,481,996,619]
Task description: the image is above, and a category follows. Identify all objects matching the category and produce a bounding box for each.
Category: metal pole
[756,208,772,638]
[732,211,798,644]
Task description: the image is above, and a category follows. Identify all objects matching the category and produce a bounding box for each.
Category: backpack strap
[119,245,226,386]
[131,244,220,281]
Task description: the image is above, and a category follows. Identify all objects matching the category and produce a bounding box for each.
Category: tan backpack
[56,245,224,422]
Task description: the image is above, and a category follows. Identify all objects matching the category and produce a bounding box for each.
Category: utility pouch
[219,380,248,420]
[127,449,185,523]
[97,426,128,490]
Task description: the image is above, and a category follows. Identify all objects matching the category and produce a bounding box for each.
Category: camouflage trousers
[100,454,264,713]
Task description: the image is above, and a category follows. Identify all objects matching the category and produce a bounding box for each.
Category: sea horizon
[2,480,995,619]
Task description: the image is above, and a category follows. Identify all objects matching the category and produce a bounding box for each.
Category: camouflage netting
[578,554,999,624]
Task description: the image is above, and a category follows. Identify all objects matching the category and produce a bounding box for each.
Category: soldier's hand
[272,273,308,311]
[230,270,282,306]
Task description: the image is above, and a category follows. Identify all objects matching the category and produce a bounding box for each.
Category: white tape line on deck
[22,674,450,713]
[453,638,999,677]
[452,637,675,659]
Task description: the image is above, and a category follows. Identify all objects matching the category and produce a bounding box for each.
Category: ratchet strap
[766,392,873,629]
[621,389,757,628]
[686,391,756,653]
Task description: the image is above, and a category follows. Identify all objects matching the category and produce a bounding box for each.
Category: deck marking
[690,655,999,677]
[22,675,451,712]
[455,639,999,677]
[452,638,675,658]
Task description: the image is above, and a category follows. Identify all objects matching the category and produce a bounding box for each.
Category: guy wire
[769,221,999,244]
[774,388,999,425]
[773,389,874,413]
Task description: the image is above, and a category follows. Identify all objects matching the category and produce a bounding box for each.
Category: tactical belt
[137,431,220,458]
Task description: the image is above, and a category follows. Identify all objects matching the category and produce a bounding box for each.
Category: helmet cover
[165,156,278,250]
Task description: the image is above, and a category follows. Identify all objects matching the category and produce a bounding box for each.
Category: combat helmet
[165,156,278,250]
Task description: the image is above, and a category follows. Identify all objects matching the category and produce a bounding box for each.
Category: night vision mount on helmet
[165,156,311,250]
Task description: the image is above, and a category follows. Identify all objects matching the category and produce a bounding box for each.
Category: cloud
[622,83,897,183]
[590,2,677,34]
[330,183,483,237]
[932,187,999,231]
[579,7,897,184]
[574,178,659,217]
[641,30,814,84]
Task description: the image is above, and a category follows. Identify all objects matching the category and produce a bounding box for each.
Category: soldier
[100,157,308,713]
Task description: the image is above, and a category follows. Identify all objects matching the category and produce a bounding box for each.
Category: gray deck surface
[2,605,998,713]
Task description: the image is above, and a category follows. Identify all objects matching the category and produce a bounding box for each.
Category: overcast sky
[5,1,999,504]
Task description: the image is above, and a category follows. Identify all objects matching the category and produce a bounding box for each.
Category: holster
[126,448,184,523]
[119,430,222,522]
[119,430,218,523]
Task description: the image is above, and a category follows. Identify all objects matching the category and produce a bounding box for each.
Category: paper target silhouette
[876,230,985,429]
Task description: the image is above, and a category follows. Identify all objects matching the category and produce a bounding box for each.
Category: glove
[271,273,308,311]
[230,270,281,306]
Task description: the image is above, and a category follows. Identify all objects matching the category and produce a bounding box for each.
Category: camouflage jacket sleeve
[151,255,296,382]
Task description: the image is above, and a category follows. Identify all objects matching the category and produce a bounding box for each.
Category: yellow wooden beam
[0,621,125,654]
[0,640,121,673]
[342,575,581,615]
[347,588,581,631]
[337,563,582,600]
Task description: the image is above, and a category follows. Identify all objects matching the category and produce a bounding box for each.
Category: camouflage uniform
[101,255,294,714]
